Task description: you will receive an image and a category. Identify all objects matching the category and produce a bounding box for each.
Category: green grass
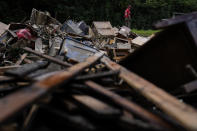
[131,29,160,37]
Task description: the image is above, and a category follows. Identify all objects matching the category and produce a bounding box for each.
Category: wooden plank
[72,95,121,117]
[0,52,103,123]
[101,57,197,131]
[85,81,171,130]
[22,105,39,131]
[15,53,28,65]
[0,66,21,72]
[0,66,21,75]
[23,47,72,67]
[63,99,79,112]
[0,76,15,84]
[0,76,13,81]
[5,61,48,77]
[23,58,33,64]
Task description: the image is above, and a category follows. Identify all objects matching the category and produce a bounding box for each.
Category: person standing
[124,5,131,28]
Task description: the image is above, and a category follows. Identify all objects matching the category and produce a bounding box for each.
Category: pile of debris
[0,9,197,131]
[0,9,148,65]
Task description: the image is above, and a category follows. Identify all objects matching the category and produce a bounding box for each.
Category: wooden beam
[101,57,197,131]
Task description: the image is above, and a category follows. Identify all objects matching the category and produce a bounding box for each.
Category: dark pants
[125,18,131,28]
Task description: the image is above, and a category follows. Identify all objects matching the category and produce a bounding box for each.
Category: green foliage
[131,29,160,37]
[0,0,196,29]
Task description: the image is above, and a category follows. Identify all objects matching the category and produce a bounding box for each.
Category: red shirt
[124,8,131,18]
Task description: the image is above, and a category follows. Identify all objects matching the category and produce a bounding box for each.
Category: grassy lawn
[131,29,160,37]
